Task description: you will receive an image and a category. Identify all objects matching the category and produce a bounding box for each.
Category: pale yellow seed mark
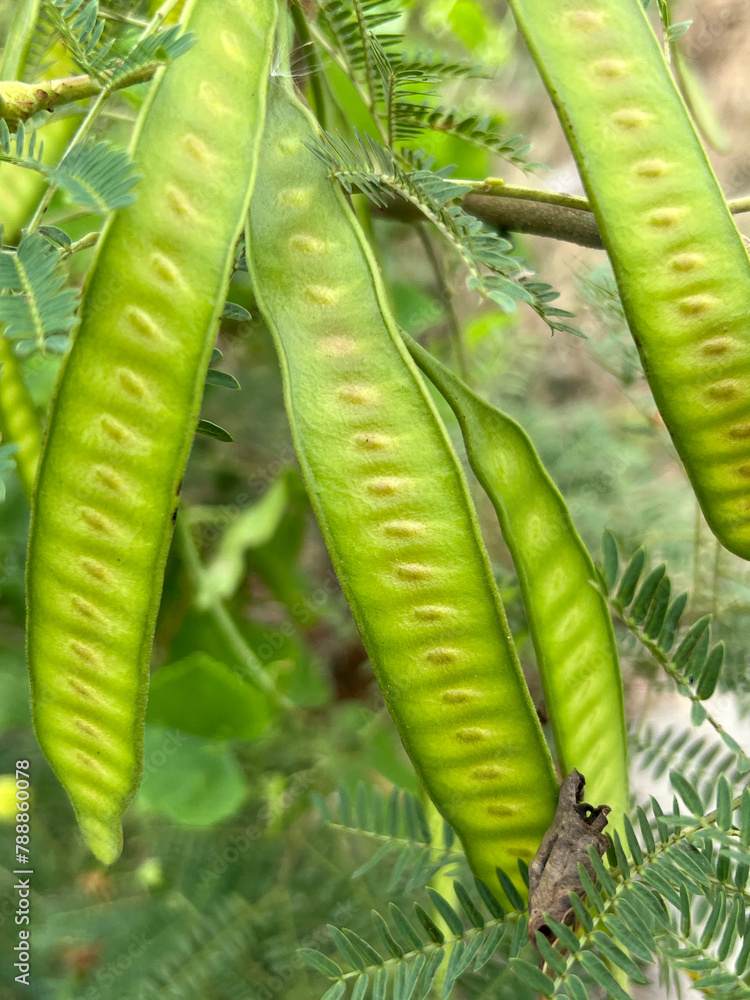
[612,108,652,130]
[76,718,98,738]
[456,727,489,743]
[304,285,340,306]
[649,207,685,228]
[151,252,183,288]
[277,136,302,156]
[183,133,214,166]
[368,476,409,495]
[279,186,312,209]
[707,380,741,402]
[126,306,164,343]
[702,337,734,356]
[564,9,605,30]
[77,750,103,772]
[71,594,107,624]
[320,335,357,357]
[80,507,116,536]
[473,764,503,780]
[101,415,138,449]
[729,423,750,440]
[414,604,453,621]
[487,802,514,817]
[593,58,629,79]
[71,640,101,666]
[424,647,460,664]
[198,80,230,115]
[117,368,147,399]
[394,562,431,581]
[442,689,477,704]
[220,30,243,61]
[353,432,392,450]
[68,677,92,699]
[634,158,670,178]
[337,384,378,405]
[671,252,706,272]
[80,558,109,583]
[383,519,425,537]
[94,465,125,493]
[679,294,718,316]
[289,233,327,255]
[165,183,198,220]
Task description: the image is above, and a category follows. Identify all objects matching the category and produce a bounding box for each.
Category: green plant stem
[381,181,750,249]
[306,21,387,143]
[415,223,469,382]
[0,65,156,128]
[325,819,465,862]
[290,4,326,130]
[176,511,295,712]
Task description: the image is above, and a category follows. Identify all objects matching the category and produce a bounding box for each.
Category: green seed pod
[406,337,628,826]
[26,0,276,862]
[247,70,558,897]
[506,0,750,560]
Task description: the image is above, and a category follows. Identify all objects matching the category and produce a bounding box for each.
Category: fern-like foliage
[530,785,750,999]
[42,0,192,84]
[311,132,577,333]
[598,532,748,768]
[0,120,140,212]
[0,231,78,354]
[54,139,141,211]
[301,865,528,1000]
[316,0,537,169]
[635,725,744,812]
[313,784,465,891]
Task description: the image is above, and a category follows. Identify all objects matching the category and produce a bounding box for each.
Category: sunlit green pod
[506,0,750,560]
[247,71,559,897]
[406,337,628,828]
[26,0,276,863]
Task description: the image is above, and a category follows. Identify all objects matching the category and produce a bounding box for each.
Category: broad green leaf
[136,726,247,826]
[146,653,273,739]
[196,475,288,606]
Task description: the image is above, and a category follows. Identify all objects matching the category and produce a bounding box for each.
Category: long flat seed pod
[406,336,628,827]
[505,0,750,560]
[246,68,558,897]
[26,0,276,863]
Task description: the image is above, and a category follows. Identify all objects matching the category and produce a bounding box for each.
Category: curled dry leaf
[528,769,610,943]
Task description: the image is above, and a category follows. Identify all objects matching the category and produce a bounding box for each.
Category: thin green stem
[326,819,464,861]
[415,223,469,382]
[176,512,295,712]
[608,598,747,759]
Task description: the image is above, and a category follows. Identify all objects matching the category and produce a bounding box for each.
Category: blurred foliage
[0,0,749,997]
